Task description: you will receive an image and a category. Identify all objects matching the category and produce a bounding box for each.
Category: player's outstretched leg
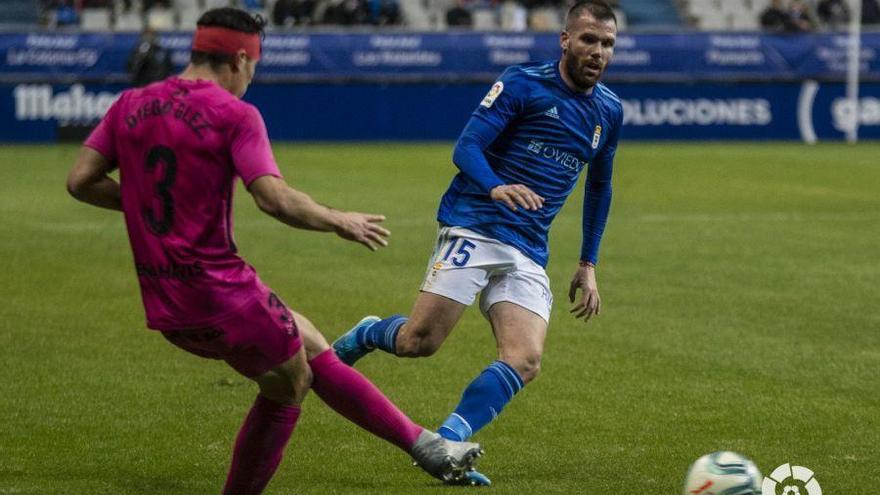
[434,360,521,488]
[308,348,483,481]
[297,312,483,482]
[223,350,312,495]
[437,302,547,485]
[438,303,545,441]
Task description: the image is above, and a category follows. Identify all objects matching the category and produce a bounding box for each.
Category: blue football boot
[331,315,380,366]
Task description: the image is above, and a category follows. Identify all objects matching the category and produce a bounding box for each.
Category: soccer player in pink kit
[66,7,481,494]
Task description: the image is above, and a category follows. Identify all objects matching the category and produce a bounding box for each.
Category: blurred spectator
[817,0,850,28]
[127,27,173,87]
[789,0,817,31]
[142,0,172,12]
[321,0,366,25]
[760,0,789,30]
[47,0,79,26]
[760,0,810,32]
[447,0,473,27]
[864,0,880,24]
[273,0,294,24]
[364,0,400,25]
[522,0,563,8]
[273,0,317,25]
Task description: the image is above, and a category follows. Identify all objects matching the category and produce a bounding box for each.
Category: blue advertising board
[2,81,877,142]
[1,32,879,83]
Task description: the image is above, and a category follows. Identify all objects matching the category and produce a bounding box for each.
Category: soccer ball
[683,451,762,495]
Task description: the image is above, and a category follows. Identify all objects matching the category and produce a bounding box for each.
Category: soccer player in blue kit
[334,0,622,484]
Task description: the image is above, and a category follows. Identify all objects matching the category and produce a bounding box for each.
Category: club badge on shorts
[481,81,504,108]
[592,125,602,149]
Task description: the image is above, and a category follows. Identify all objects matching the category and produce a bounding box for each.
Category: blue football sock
[360,314,407,354]
[438,360,525,441]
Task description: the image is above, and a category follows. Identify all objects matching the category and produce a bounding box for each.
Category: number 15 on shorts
[442,238,477,267]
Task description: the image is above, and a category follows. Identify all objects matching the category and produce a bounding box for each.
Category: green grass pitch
[0,142,877,494]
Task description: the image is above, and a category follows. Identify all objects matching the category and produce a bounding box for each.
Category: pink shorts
[161,291,302,378]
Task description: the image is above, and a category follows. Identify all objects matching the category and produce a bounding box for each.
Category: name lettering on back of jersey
[544,106,559,119]
[527,139,587,172]
[124,96,213,139]
[592,125,602,149]
[480,81,504,108]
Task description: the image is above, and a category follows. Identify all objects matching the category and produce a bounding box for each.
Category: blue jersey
[437,60,622,268]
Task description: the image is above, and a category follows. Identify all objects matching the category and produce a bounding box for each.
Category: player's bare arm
[489,184,545,212]
[66,147,122,211]
[248,175,390,251]
[569,261,601,322]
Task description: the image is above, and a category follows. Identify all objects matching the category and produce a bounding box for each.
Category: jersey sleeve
[230,104,283,186]
[84,94,124,162]
[580,102,623,264]
[470,66,530,131]
[451,67,530,193]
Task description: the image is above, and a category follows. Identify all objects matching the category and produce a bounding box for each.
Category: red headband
[192,26,261,61]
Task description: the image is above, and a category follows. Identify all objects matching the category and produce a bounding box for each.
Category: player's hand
[490,184,545,212]
[569,263,600,323]
[333,212,390,251]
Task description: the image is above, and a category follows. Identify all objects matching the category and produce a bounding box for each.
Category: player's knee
[258,365,312,405]
[258,377,294,404]
[396,336,441,357]
[396,323,442,357]
[415,339,442,357]
[292,365,313,398]
[507,353,541,384]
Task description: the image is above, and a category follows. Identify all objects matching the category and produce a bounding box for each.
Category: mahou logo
[13,84,120,124]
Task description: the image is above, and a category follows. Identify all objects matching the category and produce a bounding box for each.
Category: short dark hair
[190,7,267,69]
[565,0,617,28]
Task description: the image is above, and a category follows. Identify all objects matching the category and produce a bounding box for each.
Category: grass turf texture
[0,142,877,494]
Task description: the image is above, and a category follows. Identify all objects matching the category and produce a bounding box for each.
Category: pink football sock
[223,395,301,495]
[309,349,423,452]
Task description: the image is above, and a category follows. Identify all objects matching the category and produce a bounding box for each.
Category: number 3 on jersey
[442,237,477,267]
[143,145,177,236]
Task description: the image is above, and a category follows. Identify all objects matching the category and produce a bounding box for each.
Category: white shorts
[420,226,553,323]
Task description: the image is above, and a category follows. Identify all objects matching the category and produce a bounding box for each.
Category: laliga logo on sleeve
[762,463,821,495]
[591,125,602,149]
[481,81,504,108]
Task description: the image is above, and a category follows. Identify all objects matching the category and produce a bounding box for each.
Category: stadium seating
[3,0,40,27]
[179,1,203,29]
[81,8,114,31]
[472,8,500,30]
[529,7,563,31]
[399,0,434,29]
[684,0,772,30]
[146,7,176,30]
[619,0,681,27]
[28,0,838,32]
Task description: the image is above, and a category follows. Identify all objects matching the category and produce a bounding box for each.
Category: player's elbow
[250,177,287,218]
[66,172,89,201]
[255,193,282,218]
[452,132,485,163]
[451,141,466,168]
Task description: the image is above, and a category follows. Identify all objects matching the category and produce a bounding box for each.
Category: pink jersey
[85,77,281,330]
